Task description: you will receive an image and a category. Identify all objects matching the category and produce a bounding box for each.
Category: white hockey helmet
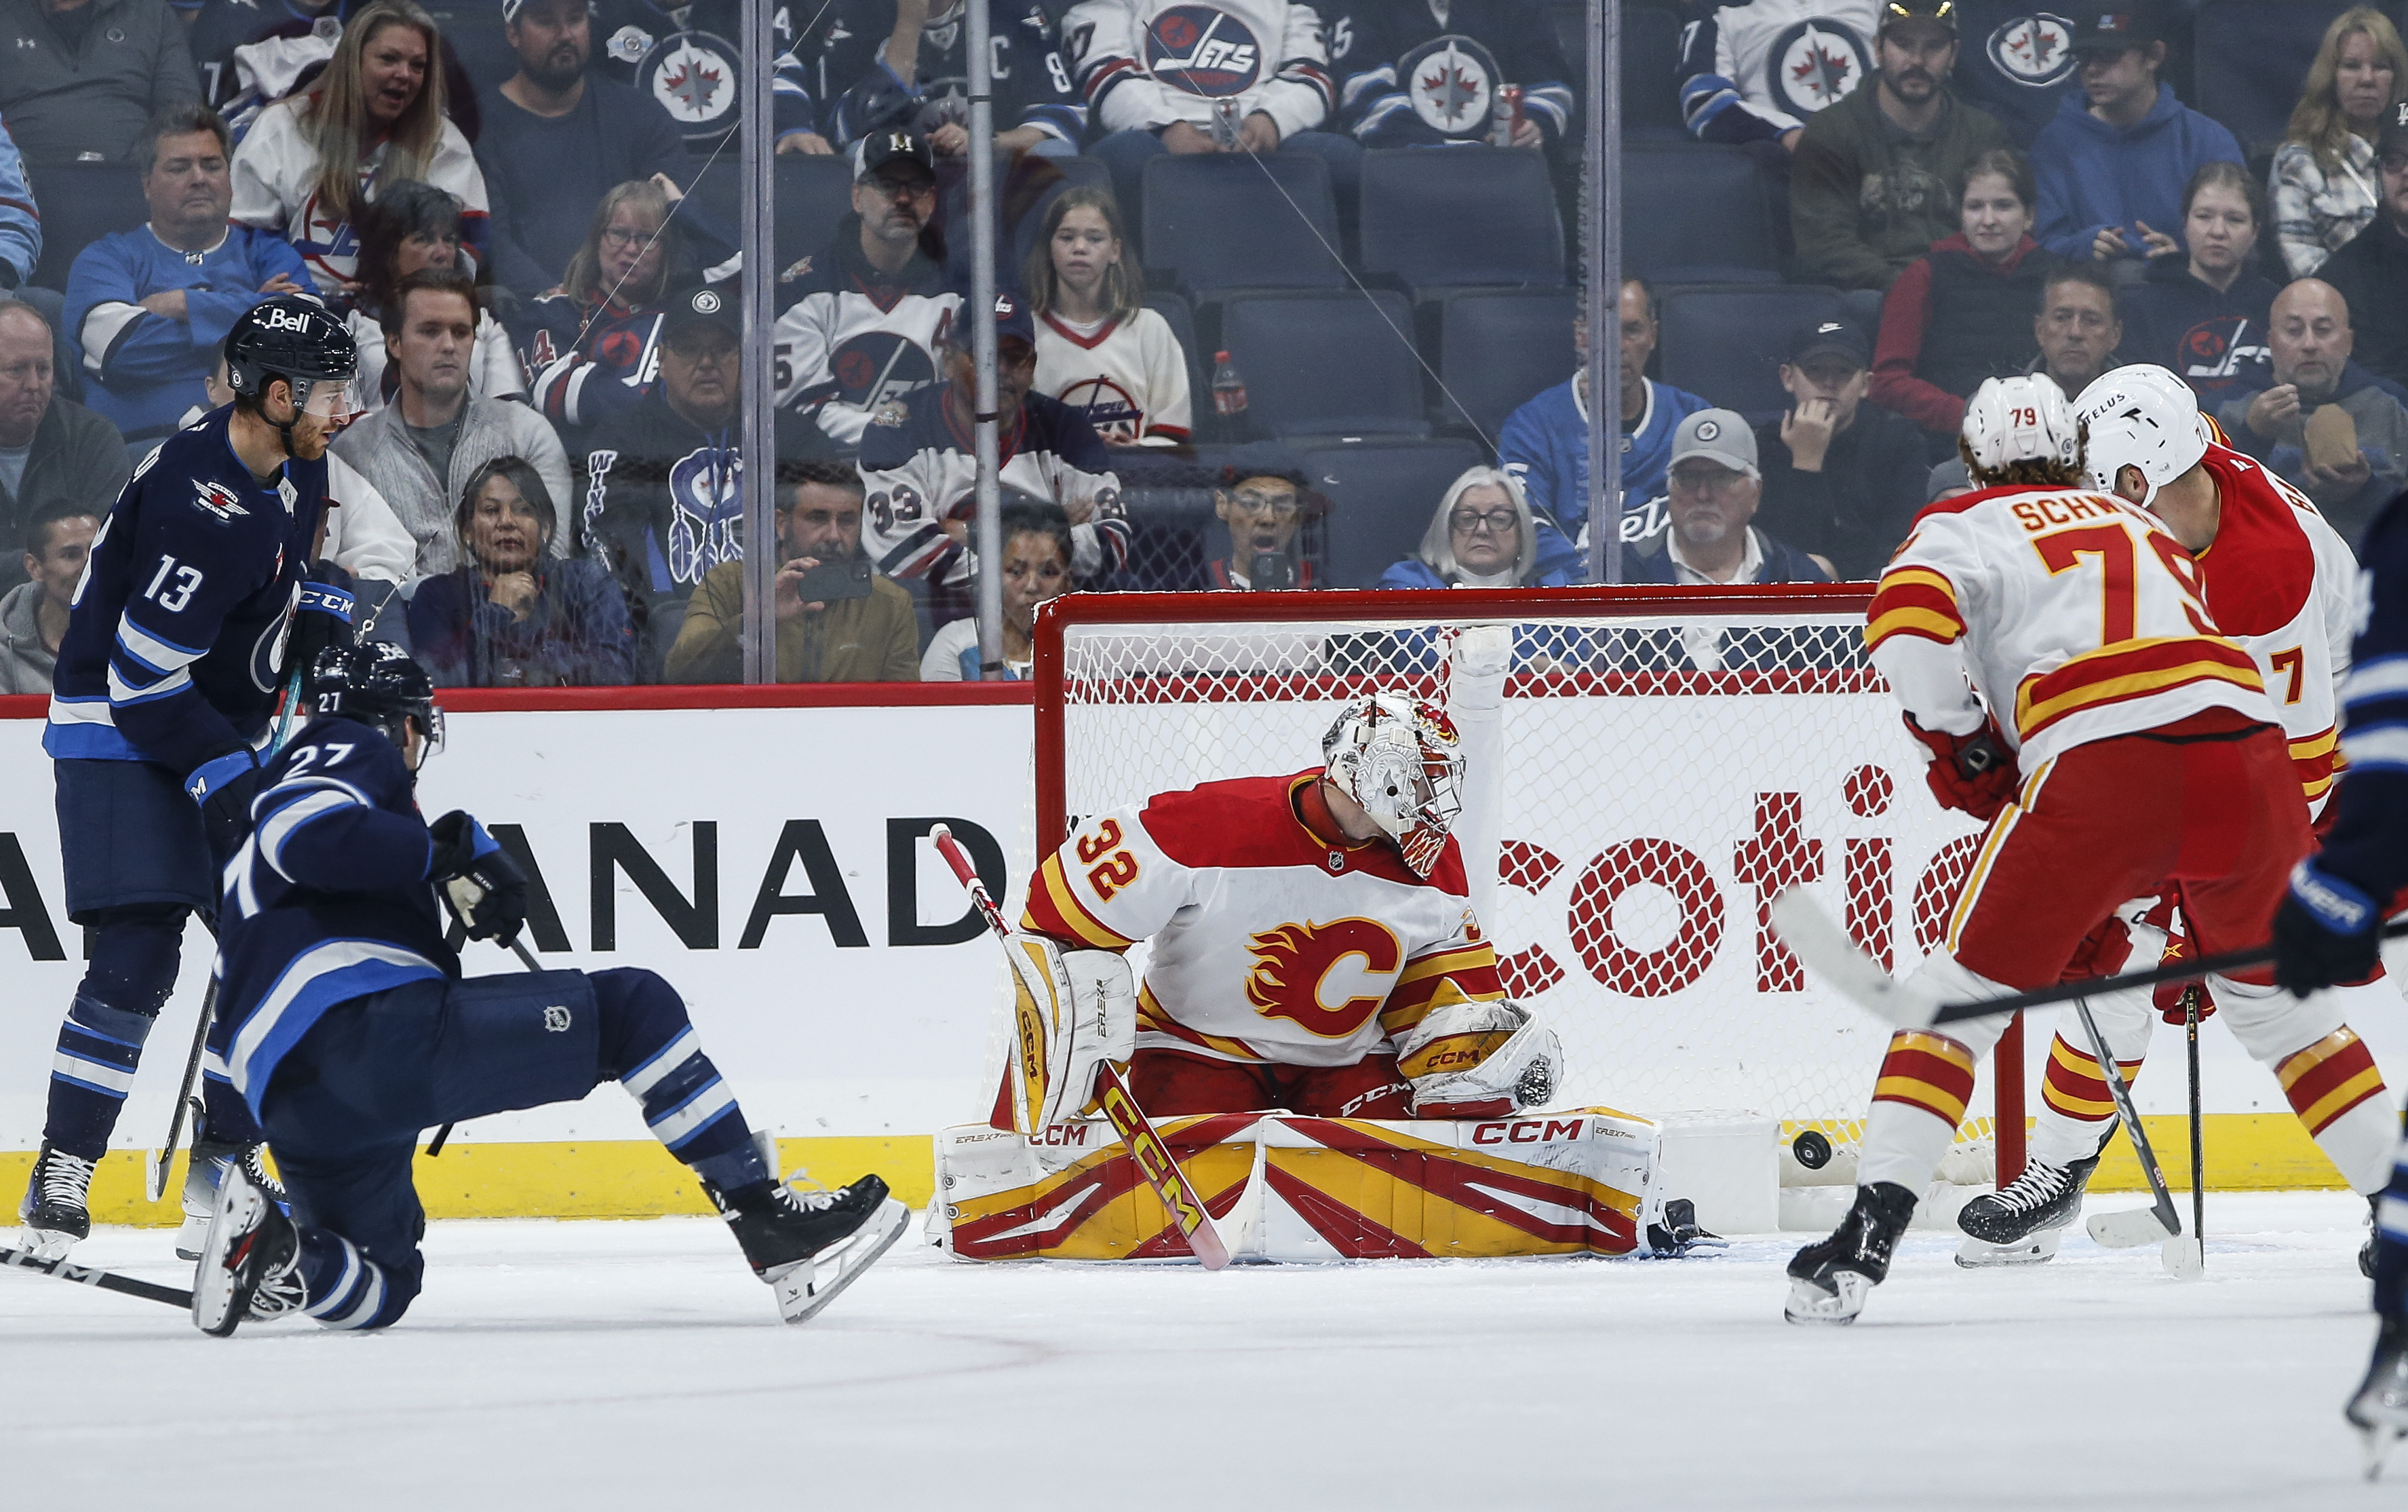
[2074,364,2210,508]
[1322,691,1466,878]
[1959,374,2082,476]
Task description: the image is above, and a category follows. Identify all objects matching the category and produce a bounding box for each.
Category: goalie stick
[928,824,1232,1271]
[1,1241,193,1310]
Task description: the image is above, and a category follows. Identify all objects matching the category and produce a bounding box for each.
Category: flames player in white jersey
[1015,693,1561,1124]
[1951,364,2398,1266]
[1785,375,2397,1324]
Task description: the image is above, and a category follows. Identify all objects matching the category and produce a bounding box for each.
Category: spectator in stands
[793,0,1083,157]
[345,180,522,408]
[2030,260,2123,398]
[406,455,633,686]
[1024,187,1190,447]
[1068,0,1360,218]
[231,0,489,296]
[1791,0,2012,293]
[1628,410,1829,585]
[1753,316,1922,579]
[67,106,308,451]
[478,0,690,297]
[1200,464,1313,591]
[0,121,38,292]
[2316,104,2408,389]
[1677,0,1876,157]
[1871,147,2056,450]
[1338,0,1573,152]
[0,499,94,691]
[667,459,918,684]
[334,269,570,576]
[1943,0,2082,145]
[2117,162,2278,407]
[920,499,1070,680]
[0,0,197,166]
[1499,278,1707,557]
[1378,465,1574,591]
[2273,7,2407,278]
[2030,5,2241,263]
[513,177,731,441]
[2215,278,2408,545]
[0,302,127,598]
[1926,456,1969,501]
[775,130,959,453]
[859,290,1127,613]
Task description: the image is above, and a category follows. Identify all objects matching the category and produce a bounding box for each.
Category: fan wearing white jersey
[1954,365,2397,1264]
[1786,375,2396,1325]
[1013,693,1560,1125]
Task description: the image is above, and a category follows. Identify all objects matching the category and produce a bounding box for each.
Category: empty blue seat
[1656,284,1844,425]
[1548,0,1687,138]
[1298,438,1491,588]
[1435,288,1576,440]
[1141,153,1345,298]
[2194,0,2356,152]
[28,161,146,294]
[1221,291,1429,441]
[1620,144,1780,285]
[1360,147,1565,294]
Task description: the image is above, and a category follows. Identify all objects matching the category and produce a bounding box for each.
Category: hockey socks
[43,994,156,1161]
[596,969,769,1194]
[2030,1030,2147,1169]
[1857,1030,1976,1190]
[293,1230,395,1330]
[2278,1030,2394,1194]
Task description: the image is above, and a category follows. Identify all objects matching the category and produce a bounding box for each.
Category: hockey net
[1030,585,2014,1178]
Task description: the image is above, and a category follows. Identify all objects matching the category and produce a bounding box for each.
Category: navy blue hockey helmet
[309,642,442,758]
[225,295,359,410]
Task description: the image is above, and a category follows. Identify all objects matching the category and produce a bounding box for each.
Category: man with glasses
[1204,466,1313,590]
[1753,316,1924,579]
[1629,408,1827,589]
[774,130,963,452]
[2316,104,2408,391]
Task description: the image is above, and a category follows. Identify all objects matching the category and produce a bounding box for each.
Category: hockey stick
[424,936,543,1159]
[2065,996,2191,1269]
[1,1241,193,1309]
[928,824,1232,1271]
[2174,983,2207,1275]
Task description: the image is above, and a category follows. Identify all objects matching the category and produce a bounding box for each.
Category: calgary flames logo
[1243,918,1403,1039]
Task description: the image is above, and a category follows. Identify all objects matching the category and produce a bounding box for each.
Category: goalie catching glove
[1002,933,1136,1133]
[1395,999,1562,1119]
[428,811,527,944]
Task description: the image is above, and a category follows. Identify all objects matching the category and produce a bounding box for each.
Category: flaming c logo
[1243,919,1403,1039]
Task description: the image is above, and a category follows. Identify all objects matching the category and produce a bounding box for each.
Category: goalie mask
[1321,693,1464,878]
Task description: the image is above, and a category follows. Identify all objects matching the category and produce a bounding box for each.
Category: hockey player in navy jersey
[192,642,907,1334]
[20,295,362,1261]
[2273,486,2408,1469]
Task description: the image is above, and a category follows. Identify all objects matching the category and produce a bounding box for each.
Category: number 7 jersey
[1867,483,2278,769]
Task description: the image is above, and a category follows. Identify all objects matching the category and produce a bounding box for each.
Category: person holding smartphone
[663,459,920,684]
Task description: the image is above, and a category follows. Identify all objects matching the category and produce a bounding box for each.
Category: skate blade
[2361,1423,2405,1481]
[2161,1234,2204,1280]
[1955,1229,2061,1268]
[767,1198,908,1325]
[1783,1272,1869,1326]
[2086,1206,2177,1248]
[14,1226,75,1264]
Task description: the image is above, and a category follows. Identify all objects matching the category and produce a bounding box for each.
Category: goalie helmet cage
[1030,585,2026,1184]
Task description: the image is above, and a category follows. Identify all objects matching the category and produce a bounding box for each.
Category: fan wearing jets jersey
[789,0,1087,154]
[1951,363,2399,1266]
[1332,0,1574,150]
[1786,374,2396,1324]
[1016,691,1560,1125]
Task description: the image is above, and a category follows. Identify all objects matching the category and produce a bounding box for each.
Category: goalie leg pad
[1005,935,1136,1133]
[1396,1000,1564,1119]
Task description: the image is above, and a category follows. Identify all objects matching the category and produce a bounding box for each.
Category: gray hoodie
[0,577,56,693]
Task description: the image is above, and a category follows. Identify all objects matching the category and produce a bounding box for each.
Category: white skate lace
[241,1145,288,1201]
[778,1184,847,1214]
[36,1150,96,1210]
[249,1252,307,1320]
[1987,1160,2070,1216]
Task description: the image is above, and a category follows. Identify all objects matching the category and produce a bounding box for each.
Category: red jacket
[1871,233,2051,435]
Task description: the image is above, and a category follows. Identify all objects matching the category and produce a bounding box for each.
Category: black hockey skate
[178,1142,288,1262]
[192,1165,305,1337]
[16,1142,96,1261]
[1954,1155,2098,1268]
[1785,1182,1918,1325]
[703,1171,908,1324]
[1645,1198,1728,1257]
[2350,1314,2408,1479]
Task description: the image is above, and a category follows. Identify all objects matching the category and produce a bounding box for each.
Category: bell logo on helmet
[260,305,309,332]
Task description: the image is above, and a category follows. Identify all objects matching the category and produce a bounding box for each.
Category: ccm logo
[1472,1118,1588,1145]
[1032,1124,1095,1147]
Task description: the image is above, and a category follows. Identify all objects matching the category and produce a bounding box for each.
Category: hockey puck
[1792,1129,1834,1170]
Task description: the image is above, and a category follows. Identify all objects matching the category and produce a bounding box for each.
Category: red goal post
[1032,585,2023,1183]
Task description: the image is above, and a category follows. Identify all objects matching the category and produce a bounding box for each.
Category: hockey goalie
[931,692,1703,1263]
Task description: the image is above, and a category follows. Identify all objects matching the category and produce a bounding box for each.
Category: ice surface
[3,1192,2395,1511]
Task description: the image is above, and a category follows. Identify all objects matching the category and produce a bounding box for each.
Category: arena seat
[686,152,853,273]
[1220,290,1429,441]
[1298,438,1490,588]
[1359,147,1565,296]
[1548,0,1688,140]
[27,161,146,294]
[1432,288,1576,439]
[2194,0,2361,153]
[1138,291,1210,439]
[1141,153,1346,301]
[1656,283,1845,425]
[1621,144,1780,285]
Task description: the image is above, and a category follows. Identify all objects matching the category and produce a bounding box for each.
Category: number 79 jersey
[1867,484,2278,769]
[1020,771,1507,1068]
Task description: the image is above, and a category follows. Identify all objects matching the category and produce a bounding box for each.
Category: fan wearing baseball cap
[1752,317,1929,579]
[1625,408,1830,588]
[2028,2,2245,263]
[2316,102,2408,388]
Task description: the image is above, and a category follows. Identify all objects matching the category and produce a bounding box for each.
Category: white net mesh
[1041,596,2002,1159]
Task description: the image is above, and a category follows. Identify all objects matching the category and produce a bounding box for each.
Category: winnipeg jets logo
[1403,34,1501,135]
[1144,4,1262,96]
[1242,918,1403,1039]
[830,331,937,410]
[640,32,741,136]
[1987,12,2077,88]
[1768,18,1870,118]
[665,446,743,587]
[192,480,249,523]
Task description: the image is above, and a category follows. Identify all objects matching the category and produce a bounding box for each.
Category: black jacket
[2319,216,2408,391]
[1751,404,1929,581]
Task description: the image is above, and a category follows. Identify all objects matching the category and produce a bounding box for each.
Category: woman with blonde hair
[1023,187,1191,446]
[2272,5,2408,275]
[231,0,490,297]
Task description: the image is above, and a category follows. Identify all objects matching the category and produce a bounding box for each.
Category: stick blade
[2161,1234,2204,1279]
[1768,890,1920,1026]
[142,1150,168,1205]
[2086,1205,2179,1247]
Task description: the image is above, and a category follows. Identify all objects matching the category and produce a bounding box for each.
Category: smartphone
[790,555,875,602]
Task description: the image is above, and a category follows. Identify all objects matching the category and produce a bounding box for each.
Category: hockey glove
[283,576,355,682]
[1902,712,2019,821]
[427,811,528,944]
[2148,920,2218,1024]
[2274,859,2384,996]
[187,750,260,866]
